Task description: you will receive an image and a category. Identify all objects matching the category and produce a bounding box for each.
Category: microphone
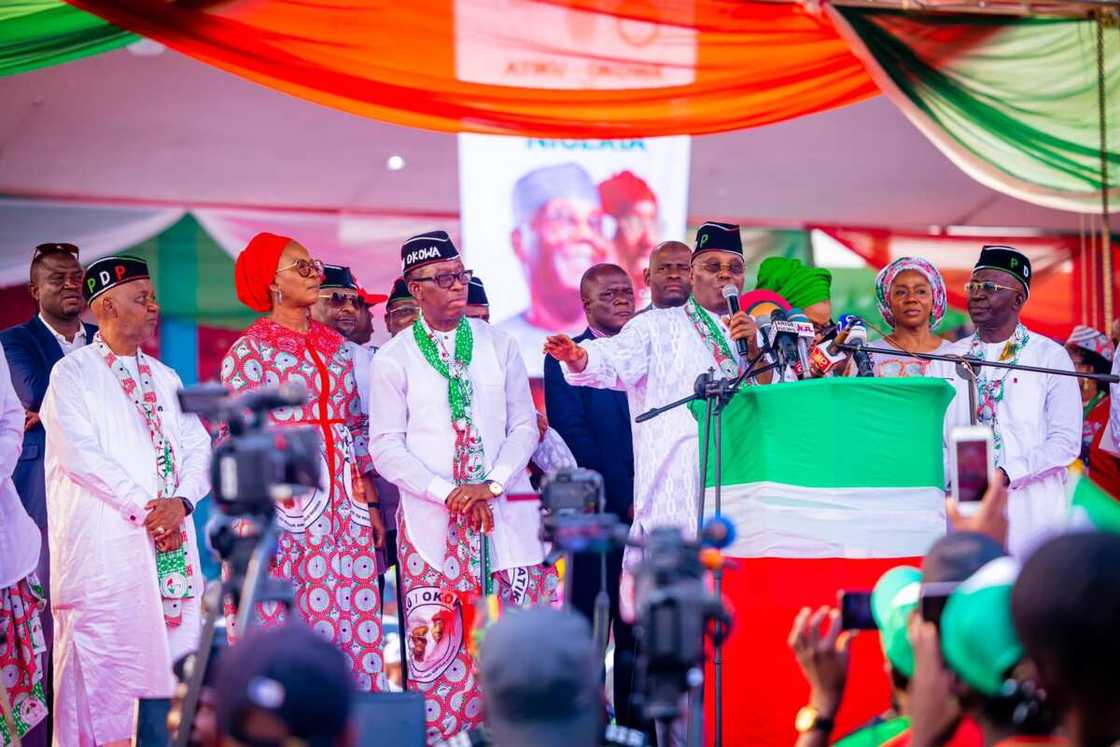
[722,285,749,360]
[768,309,802,377]
[846,321,875,377]
[786,308,816,377]
[701,515,736,549]
[809,313,859,376]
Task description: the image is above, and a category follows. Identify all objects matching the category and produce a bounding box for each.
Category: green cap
[940,557,1023,696]
[872,566,921,678]
[1069,473,1120,534]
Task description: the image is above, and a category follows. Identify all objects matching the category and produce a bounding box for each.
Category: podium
[693,378,953,747]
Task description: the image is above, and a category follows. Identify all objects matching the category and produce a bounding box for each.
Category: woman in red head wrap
[222,233,387,692]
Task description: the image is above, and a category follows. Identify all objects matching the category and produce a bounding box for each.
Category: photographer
[788,532,1006,747]
[908,557,1060,747]
[215,624,355,747]
[788,566,919,747]
[1012,531,1120,747]
[479,607,603,747]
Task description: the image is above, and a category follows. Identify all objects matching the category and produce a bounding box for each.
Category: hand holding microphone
[721,285,755,360]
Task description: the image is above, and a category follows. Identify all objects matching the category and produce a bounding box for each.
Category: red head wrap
[598,170,657,218]
[235,232,292,312]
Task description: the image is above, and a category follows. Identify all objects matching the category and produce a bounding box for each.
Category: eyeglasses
[319,292,363,309]
[33,243,79,261]
[697,260,745,276]
[412,269,474,290]
[965,280,1018,295]
[277,258,325,279]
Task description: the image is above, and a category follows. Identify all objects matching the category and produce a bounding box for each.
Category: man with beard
[599,171,660,305]
[1,243,97,744]
[954,245,1080,556]
[40,256,209,745]
[639,240,692,313]
[545,223,770,611]
[313,264,373,411]
[502,162,610,376]
[543,263,648,734]
[370,231,556,742]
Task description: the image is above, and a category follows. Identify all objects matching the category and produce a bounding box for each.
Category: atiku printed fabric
[397,514,558,745]
[220,319,385,692]
[0,576,48,745]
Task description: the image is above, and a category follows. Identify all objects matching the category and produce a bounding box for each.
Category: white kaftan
[562,306,764,566]
[40,345,211,745]
[368,318,542,573]
[948,329,1082,556]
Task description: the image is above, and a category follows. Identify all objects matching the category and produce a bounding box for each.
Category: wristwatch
[794,706,834,735]
[486,480,504,497]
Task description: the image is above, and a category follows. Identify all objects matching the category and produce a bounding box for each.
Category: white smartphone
[950,425,995,517]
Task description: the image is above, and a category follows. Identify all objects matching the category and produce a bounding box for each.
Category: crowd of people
[0,218,1116,747]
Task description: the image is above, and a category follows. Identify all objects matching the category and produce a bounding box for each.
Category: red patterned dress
[221,319,385,692]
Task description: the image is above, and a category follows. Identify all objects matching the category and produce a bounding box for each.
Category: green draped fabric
[833,8,1120,213]
[0,0,136,77]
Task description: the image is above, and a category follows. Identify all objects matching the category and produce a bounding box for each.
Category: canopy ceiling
[0,44,1085,231]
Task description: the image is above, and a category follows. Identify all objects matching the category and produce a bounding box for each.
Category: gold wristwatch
[486,480,503,497]
[794,706,834,735]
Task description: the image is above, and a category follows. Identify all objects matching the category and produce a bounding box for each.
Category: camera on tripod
[178,381,322,518]
[539,468,628,556]
[632,525,732,732]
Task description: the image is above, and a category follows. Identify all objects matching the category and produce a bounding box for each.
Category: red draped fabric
[64,0,878,137]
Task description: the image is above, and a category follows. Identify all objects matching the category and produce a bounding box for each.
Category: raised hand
[543,334,588,372]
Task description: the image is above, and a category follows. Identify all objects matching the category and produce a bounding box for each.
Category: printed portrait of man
[499,162,611,374]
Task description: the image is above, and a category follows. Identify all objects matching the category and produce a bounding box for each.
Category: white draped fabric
[0,199,184,287]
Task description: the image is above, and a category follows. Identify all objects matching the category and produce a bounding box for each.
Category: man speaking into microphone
[543,222,774,606]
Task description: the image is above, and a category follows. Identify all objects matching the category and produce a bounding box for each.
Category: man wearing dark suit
[1,243,94,745]
[543,263,648,733]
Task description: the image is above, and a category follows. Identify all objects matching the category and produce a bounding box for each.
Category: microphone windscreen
[701,515,736,549]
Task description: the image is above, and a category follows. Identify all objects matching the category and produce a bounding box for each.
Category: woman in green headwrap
[754,257,834,335]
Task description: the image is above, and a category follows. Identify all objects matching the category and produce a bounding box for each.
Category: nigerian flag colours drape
[692,378,952,747]
[0,0,134,77]
[832,7,1120,213]
[61,0,878,137]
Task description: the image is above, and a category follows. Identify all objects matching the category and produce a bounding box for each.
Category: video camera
[536,468,733,736]
[632,525,732,728]
[178,382,322,518]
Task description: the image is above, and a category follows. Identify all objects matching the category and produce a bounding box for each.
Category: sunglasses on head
[319,291,364,309]
[33,243,79,261]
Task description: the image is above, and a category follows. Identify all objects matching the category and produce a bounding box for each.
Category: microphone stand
[841,343,1120,427]
[633,350,778,747]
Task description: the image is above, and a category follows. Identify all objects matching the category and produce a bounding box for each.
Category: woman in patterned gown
[222,232,387,692]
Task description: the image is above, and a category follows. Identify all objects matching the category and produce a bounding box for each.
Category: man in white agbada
[369,230,555,743]
[952,245,1081,557]
[545,222,771,575]
[40,256,210,746]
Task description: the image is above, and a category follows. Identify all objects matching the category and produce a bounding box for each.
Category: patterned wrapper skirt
[397,513,558,745]
[0,575,48,745]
